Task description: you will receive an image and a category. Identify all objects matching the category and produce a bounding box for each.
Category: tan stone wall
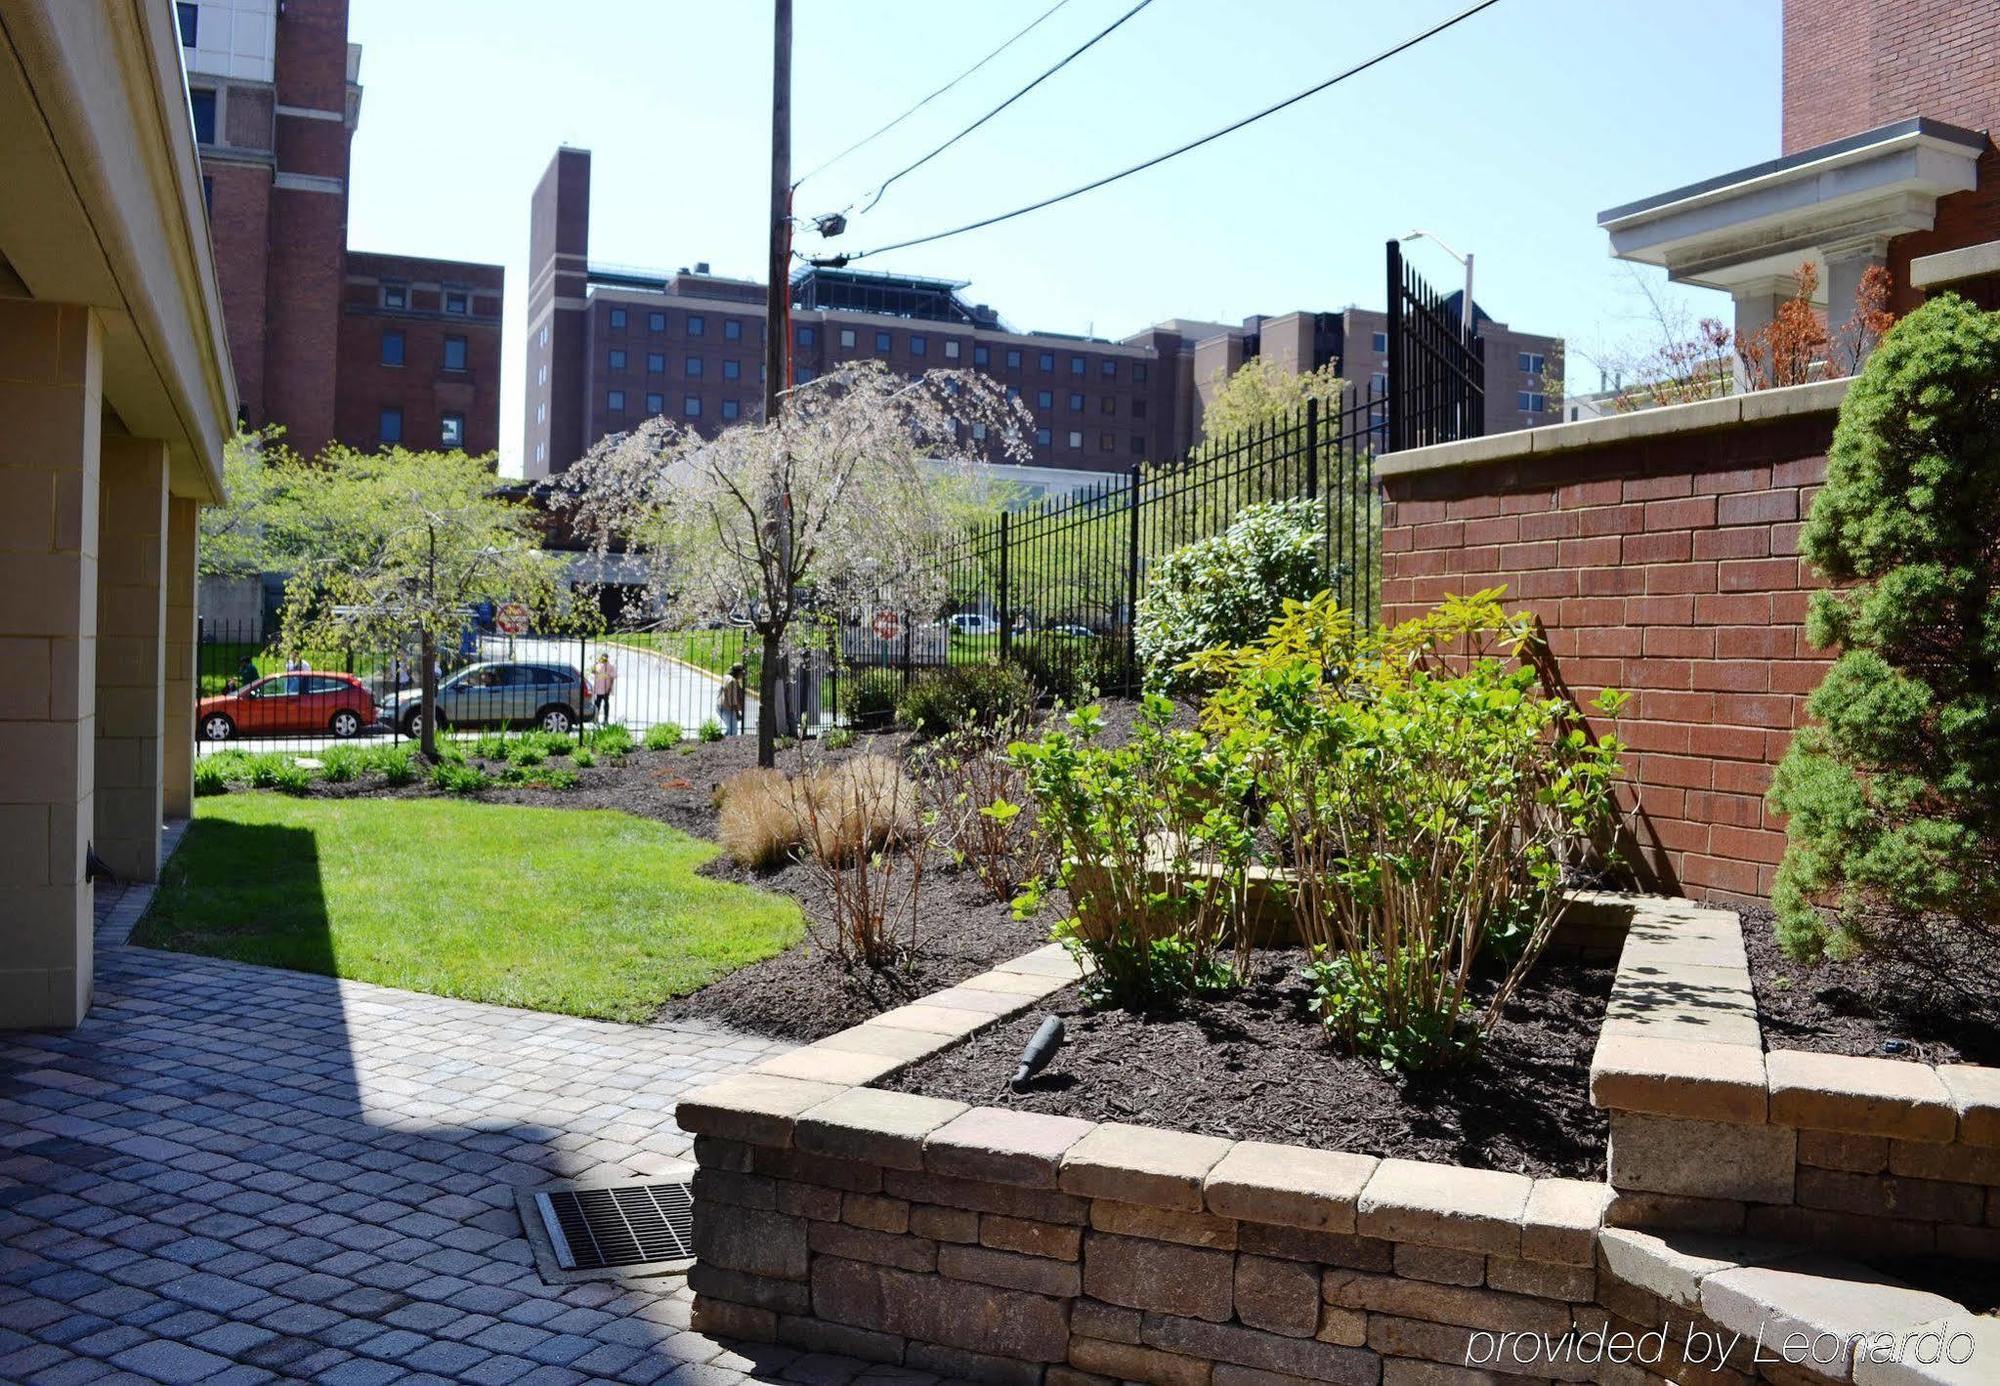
[94,436,169,882]
[163,498,198,820]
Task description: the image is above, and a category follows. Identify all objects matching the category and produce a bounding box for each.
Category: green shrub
[193,758,233,796]
[247,754,305,790]
[317,745,369,783]
[1014,638,1120,706]
[591,723,634,757]
[571,747,596,768]
[429,762,492,795]
[370,744,418,785]
[896,663,1036,737]
[822,727,856,751]
[1134,498,1326,695]
[504,740,548,768]
[698,718,724,742]
[1768,296,2000,964]
[471,730,509,760]
[846,670,902,728]
[533,767,580,790]
[644,721,683,750]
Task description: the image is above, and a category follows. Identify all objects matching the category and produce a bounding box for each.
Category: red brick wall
[1783,0,2000,152]
[1380,412,1838,904]
[335,253,505,455]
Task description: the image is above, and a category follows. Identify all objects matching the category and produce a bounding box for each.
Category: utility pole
[763,0,791,426]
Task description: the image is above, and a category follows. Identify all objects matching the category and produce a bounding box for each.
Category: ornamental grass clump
[1768,295,2000,972]
[1189,590,1627,1069]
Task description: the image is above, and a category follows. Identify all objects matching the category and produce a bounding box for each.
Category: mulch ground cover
[1739,902,2000,1067]
[882,948,1616,1179]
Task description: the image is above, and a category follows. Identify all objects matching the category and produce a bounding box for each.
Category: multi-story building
[523,146,1562,481]
[174,0,502,455]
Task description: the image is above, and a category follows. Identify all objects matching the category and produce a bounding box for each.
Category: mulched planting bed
[1739,902,2000,1067]
[882,948,1616,1179]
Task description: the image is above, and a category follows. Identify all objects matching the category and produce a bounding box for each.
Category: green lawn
[137,793,803,1021]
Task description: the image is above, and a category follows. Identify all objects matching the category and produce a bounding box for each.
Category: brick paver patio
[0,864,960,1386]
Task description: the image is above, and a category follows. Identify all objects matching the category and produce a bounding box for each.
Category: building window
[608,390,626,411]
[797,325,816,347]
[725,319,742,341]
[1132,398,1146,419]
[1518,391,1546,413]
[1035,427,1052,447]
[444,291,469,315]
[1101,359,1117,378]
[1371,330,1388,352]
[176,2,198,45]
[1067,431,1082,450]
[646,392,664,414]
[1131,435,1146,456]
[1038,352,1054,373]
[609,307,627,329]
[1100,396,1116,415]
[441,413,465,448]
[1134,362,1148,384]
[381,283,407,311]
[380,330,405,367]
[875,331,892,353]
[945,340,961,360]
[379,408,403,444]
[188,88,218,144]
[723,359,741,381]
[839,328,856,349]
[686,356,704,378]
[722,399,740,421]
[971,422,988,442]
[975,345,990,366]
[796,368,814,384]
[444,336,468,371]
[1068,392,1082,411]
[1036,390,1053,409]
[684,396,701,418]
[647,352,665,373]
[1070,356,1085,376]
[608,348,626,371]
[688,315,706,337]
[1519,351,1546,375]
[1370,372,1387,393]
[649,312,666,332]
[1006,349,1022,369]
[1100,433,1115,452]
[910,335,927,357]
[1005,385,1020,401]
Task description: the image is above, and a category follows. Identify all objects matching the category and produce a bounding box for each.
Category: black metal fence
[1386,237,1486,452]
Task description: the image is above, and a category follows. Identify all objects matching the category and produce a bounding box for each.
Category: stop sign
[871,609,902,640]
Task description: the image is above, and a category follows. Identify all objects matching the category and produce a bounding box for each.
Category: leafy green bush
[1768,296,2000,964]
[572,747,597,768]
[590,723,634,757]
[1013,698,1257,1008]
[370,744,419,785]
[846,671,902,728]
[317,745,369,783]
[504,740,548,767]
[193,758,234,796]
[1194,591,1627,1070]
[822,727,856,751]
[644,721,683,750]
[698,718,724,742]
[429,761,492,795]
[896,663,1037,737]
[471,730,509,760]
[1012,637,1124,707]
[247,754,309,791]
[1134,499,1326,695]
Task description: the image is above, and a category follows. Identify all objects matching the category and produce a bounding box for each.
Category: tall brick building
[176,0,503,455]
[522,146,1561,481]
[1602,0,2000,336]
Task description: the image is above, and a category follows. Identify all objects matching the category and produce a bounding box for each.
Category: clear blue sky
[346,0,1780,475]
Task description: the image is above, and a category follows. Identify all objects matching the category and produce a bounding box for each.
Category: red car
[197,672,378,741]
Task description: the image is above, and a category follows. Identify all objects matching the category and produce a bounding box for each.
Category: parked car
[197,672,377,741]
[948,612,999,637]
[1049,624,1096,640]
[380,661,590,736]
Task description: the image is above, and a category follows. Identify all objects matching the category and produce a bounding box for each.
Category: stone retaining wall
[1589,898,2000,1261]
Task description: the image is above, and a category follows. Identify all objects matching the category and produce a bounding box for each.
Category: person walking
[719,662,747,736]
[589,653,617,722]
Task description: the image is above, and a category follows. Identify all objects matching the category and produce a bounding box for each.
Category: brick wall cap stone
[868,1004,993,1038]
[811,1024,956,1062]
[995,943,1087,978]
[1202,1141,1376,1232]
[1853,1314,2000,1386]
[925,1107,1097,1187]
[754,1047,906,1087]
[1354,1158,1532,1254]
[1596,1225,1801,1308]
[1590,1032,1769,1124]
[1766,1050,1958,1142]
[1520,1178,1613,1266]
[1935,1065,2000,1148]
[675,1073,851,1144]
[794,1088,969,1169]
[1061,1123,1235,1211]
[1699,1258,1965,1379]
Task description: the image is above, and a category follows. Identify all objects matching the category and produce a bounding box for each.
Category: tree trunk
[757,626,782,768]
[419,627,439,762]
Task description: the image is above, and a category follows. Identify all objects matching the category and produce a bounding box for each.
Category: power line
[816,0,1503,266]
[795,0,1074,188]
[852,0,1157,217]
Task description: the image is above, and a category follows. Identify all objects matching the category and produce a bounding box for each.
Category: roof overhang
[0,0,237,503]
[1598,118,1986,294]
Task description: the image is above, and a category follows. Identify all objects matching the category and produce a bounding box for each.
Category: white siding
[179,0,276,84]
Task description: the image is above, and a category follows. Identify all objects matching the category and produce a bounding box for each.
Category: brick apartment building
[1601,0,2000,343]
[522,146,1562,481]
[176,0,503,456]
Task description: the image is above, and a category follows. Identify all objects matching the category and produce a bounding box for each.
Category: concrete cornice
[1376,378,1852,479]
[1911,237,2000,290]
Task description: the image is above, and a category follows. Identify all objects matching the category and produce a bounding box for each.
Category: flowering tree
[561,361,1031,767]
[199,426,306,580]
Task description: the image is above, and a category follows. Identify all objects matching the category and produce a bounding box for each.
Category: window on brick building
[975,345,990,366]
[1132,399,1146,419]
[1070,356,1085,376]
[1067,430,1082,449]
[1100,433,1115,452]
[1101,359,1117,378]
[647,352,664,373]
[725,319,743,341]
[1006,385,1020,401]
[379,408,403,444]
[380,330,405,367]
[722,400,740,421]
[1067,392,1082,412]
[1134,362,1148,384]
[1101,397,1115,415]
[444,291,468,315]
[684,396,701,418]
[381,283,406,311]
[910,335,927,357]
[797,325,816,347]
[649,312,666,332]
[608,390,625,412]
[444,336,467,371]
[796,368,814,384]
[971,423,987,442]
[723,359,740,380]
[646,393,663,415]
[1035,427,1051,447]
[1036,390,1052,409]
[1038,352,1053,373]
[839,328,856,348]
[1370,372,1387,393]
[1006,349,1021,369]
[1518,391,1546,413]
[1519,352,1545,375]
[441,413,465,448]
[609,308,627,329]
[188,88,217,144]
[608,348,626,371]
[875,331,892,353]
[945,340,961,360]
[688,316,706,337]
[176,2,197,45]
[1131,436,1146,456]
[1371,331,1388,352]
[686,356,704,378]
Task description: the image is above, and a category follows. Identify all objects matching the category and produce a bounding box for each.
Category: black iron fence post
[997,511,1012,663]
[1386,238,1405,454]
[1124,463,1141,695]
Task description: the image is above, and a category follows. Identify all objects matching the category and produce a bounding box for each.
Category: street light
[1401,230,1475,348]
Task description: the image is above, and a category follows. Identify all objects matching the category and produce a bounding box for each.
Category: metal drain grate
[533,1180,694,1272]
